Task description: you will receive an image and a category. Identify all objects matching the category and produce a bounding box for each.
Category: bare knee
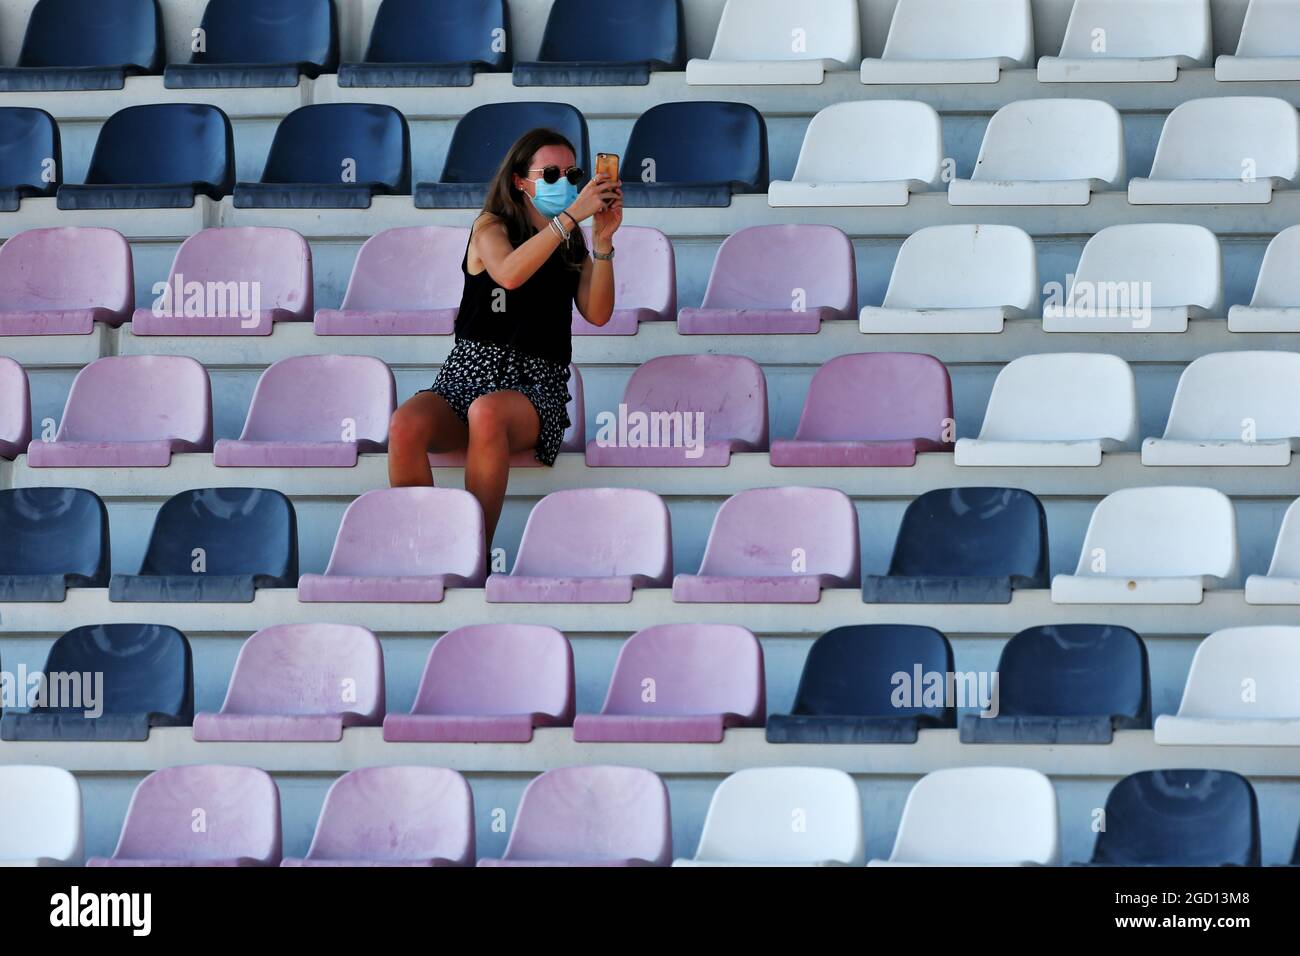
[467,394,512,445]
[389,405,434,455]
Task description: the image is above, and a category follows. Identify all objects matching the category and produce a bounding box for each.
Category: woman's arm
[575,178,623,326]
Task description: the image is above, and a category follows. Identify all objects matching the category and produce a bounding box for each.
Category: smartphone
[596,152,619,182]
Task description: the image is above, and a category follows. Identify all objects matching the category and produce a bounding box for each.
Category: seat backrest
[1070,224,1222,313]
[698,486,859,580]
[995,624,1149,721]
[19,0,162,71]
[0,358,30,448]
[1265,497,1300,578]
[580,225,675,317]
[261,104,410,193]
[1177,626,1300,719]
[793,352,952,444]
[340,226,467,311]
[44,624,192,720]
[972,99,1125,184]
[709,0,860,64]
[440,103,590,184]
[624,101,767,191]
[882,224,1038,311]
[792,101,943,186]
[192,0,338,71]
[0,488,108,581]
[324,487,484,581]
[619,355,768,448]
[220,623,383,718]
[1057,0,1211,60]
[540,0,683,67]
[1074,487,1238,580]
[1235,0,1300,56]
[882,0,1033,62]
[977,353,1137,444]
[0,765,81,863]
[139,488,297,579]
[85,105,234,194]
[57,356,210,445]
[699,224,855,313]
[413,623,573,719]
[1248,224,1300,308]
[1162,351,1300,441]
[238,355,394,444]
[511,488,671,580]
[0,226,133,313]
[165,227,311,319]
[0,108,60,196]
[1149,97,1300,182]
[365,0,508,68]
[889,488,1049,583]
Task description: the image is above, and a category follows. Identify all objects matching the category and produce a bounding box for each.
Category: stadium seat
[1246,498,1300,603]
[678,224,855,333]
[1081,770,1259,866]
[863,488,1049,603]
[954,354,1138,466]
[1037,0,1212,82]
[768,101,944,207]
[621,102,768,207]
[674,768,864,867]
[27,356,212,467]
[109,488,297,602]
[585,355,768,466]
[165,0,339,88]
[299,487,485,602]
[960,625,1151,744]
[1229,224,1300,332]
[57,104,235,210]
[315,226,467,335]
[133,227,312,335]
[1216,0,1300,80]
[234,104,411,209]
[860,224,1037,333]
[214,355,395,467]
[193,623,384,741]
[282,767,474,867]
[0,488,109,601]
[0,227,133,335]
[1052,487,1238,604]
[1154,627,1300,745]
[0,624,192,741]
[673,487,859,603]
[415,102,590,209]
[948,99,1125,205]
[0,108,60,210]
[1042,224,1222,333]
[88,765,281,867]
[686,0,859,85]
[486,488,671,603]
[0,358,30,460]
[571,226,676,335]
[770,352,953,467]
[869,767,1060,866]
[765,624,956,744]
[478,766,670,867]
[1129,98,1300,204]
[384,624,574,743]
[338,0,510,87]
[0,0,162,91]
[1143,352,1300,466]
[860,0,1034,84]
[573,624,765,742]
[0,766,82,867]
[515,0,684,86]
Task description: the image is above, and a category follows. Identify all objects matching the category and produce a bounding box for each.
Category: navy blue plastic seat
[165,0,339,89]
[765,625,955,744]
[1082,770,1260,867]
[514,0,684,87]
[620,102,768,207]
[0,108,60,211]
[0,488,109,602]
[0,624,193,741]
[0,0,162,92]
[339,0,510,88]
[415,102,590,209]
[863,488,1050,604]
[234,104,411,209]
[960,625,1150,744]
[109,488,298,603]
[57,105,235,210]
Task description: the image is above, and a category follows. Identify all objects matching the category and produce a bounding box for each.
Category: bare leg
[465,390,541,550]
[388,392,469,487]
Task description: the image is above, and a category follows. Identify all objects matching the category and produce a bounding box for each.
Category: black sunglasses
[528,165,585,185]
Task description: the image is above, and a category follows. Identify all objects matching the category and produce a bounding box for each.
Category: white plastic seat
[1245,498,1300,603]
[686,0,860,85]
[955,354,1137,466]
[1154,627,1300,745]
[673,768,865,867]
[860,0,1034,84]
[1043,224,1222,333]
[1129,98,1300,205]
[867,767,1059,867]
[1051,487,1239,604]
[1229,225,1300,332]
[1142,352,1300,466]
[860,224,1037,333]
[0,766,82,867]
[1216,0,1300,81]
[1037,0,1212,82]
[769,101,943,207]
[948,99,1125,205]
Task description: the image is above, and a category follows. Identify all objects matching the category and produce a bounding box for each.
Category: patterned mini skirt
[422,337,572,466]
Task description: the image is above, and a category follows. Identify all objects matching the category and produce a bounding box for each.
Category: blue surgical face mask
[528,176,579,217]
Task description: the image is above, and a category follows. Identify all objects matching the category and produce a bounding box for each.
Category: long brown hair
[480,127,588,270]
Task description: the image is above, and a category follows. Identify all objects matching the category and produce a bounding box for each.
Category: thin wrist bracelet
[593,247,615,261]
[549,217,569,241]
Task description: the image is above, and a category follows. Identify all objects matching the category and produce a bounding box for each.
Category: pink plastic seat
[678,225,856,334]
[585,354,768,467]
[477,766,671,867]
[214,355,395,467]
[27,355,212,467]
[315,226,467,335]
[282,767,474,867]
[771,353,954,467]
[193,623,385,742]
[0,357,31,459]
[0,227,133,335]
[673,487,860,603]
[574,624,765,743]
[132,227,312,336]
[486,488,672,603]
[299,487,485,603]
[87,765,281,867]
[571,226,676,335]
[383,624,575,743]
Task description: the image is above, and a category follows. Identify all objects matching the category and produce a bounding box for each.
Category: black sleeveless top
[454,227,584,367]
